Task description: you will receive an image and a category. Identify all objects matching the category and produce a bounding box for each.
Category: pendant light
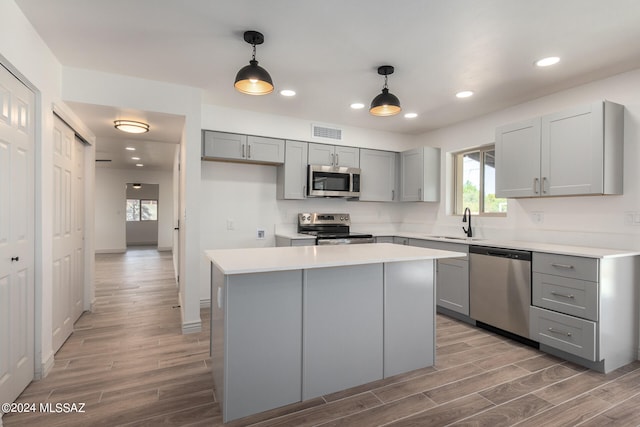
[370,65,401,116]
[234,30,274,95]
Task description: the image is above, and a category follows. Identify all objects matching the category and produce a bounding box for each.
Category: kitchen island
[205,243,463,422]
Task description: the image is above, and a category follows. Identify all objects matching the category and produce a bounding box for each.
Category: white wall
[413,68,640,251]
[95,169,173,252]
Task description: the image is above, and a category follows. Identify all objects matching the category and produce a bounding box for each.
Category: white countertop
[205,243,464,275]
[275,231,639,259]
[391,232,640,259]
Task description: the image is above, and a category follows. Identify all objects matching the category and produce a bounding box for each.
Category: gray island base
[206,243,463,423]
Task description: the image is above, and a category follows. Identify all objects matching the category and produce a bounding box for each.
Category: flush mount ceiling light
[234,30,274,95]
[370,65,401,117]
[132,183,142,189]
[114,120,149,134]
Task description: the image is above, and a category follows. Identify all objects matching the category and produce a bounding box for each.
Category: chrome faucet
[462,207,473,238]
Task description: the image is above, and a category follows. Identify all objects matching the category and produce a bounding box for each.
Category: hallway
[3,248,217,426]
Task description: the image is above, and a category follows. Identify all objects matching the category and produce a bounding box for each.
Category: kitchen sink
[427,235,485,241]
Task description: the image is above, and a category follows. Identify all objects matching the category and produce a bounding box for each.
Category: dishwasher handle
[469,245,532,261]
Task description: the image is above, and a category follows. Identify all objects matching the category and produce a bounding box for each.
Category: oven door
[307,165,361,198]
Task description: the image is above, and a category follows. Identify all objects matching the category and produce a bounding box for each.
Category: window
[454,145,507,215]
[126,199,158,221]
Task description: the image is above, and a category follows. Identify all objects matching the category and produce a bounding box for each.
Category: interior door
[72,136,85,320]
[0,64,35,406]
[52,116,82,352]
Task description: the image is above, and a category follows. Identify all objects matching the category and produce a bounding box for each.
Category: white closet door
[0,64,35,406]
[52,116,85,352]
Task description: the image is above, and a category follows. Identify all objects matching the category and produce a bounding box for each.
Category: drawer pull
[551,263,574,269]
[550,291,575,299]
[548,327,572,337]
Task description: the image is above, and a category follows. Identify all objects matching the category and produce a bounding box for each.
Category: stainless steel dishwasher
[469,246,532,339]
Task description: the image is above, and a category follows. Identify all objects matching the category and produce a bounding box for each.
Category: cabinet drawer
[533,253,598,281]
[532,273,598,321]
[530,306,596,361]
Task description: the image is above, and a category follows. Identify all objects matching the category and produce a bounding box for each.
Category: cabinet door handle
[247,144,251,159]
[391,189,395,200]
[548,327,572,337]
[418,188,422,200]
[551,263,574,269]
[242,144,246,158]
[542,177,548,194]
[533,177,540,194]
[11,256,19,262]
[335,153,339,165]
[330,152,335,165]
[303,185,306,197]
[550,291,575,299]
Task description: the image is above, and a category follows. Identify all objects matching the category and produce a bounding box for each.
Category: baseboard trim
[38,350,55,380]
[157,246,172,252]
[95,248,126,254]
[200,298,211,309]
[182,319,202,334]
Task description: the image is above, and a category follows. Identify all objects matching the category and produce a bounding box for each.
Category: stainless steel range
[298,213,374,245]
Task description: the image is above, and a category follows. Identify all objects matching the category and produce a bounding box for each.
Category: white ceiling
[15,0,640,170]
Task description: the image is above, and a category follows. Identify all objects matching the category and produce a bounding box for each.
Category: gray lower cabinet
[212,268,303,422]
[393,236,409,245]
[375,236,395,243]
[275,235,316,247]
[202,130,285,164]
[384,260,435,377]
[277,140,308,199]
[407,239,469,316]
[529,252,638,373]
[303,265,383,399]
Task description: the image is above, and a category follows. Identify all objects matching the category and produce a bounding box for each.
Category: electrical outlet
[531,211,544,224]
[257,228,265,239]
[226,219,234,230]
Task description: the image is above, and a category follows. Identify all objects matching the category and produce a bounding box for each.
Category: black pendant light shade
[370,65,401,116]
[234,31,274,95]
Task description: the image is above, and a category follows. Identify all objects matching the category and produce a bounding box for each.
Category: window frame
[126,198,159,222]
[453,144,506,217]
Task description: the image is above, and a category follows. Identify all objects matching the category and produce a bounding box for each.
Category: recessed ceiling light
[125,147,136,151]
[280,89,296,97]
[535,56,560,67]
[404,113,418,119]
[131,157,140,160]
[136,163,144,167]
[350,103,365,110]
[456,90,474,99]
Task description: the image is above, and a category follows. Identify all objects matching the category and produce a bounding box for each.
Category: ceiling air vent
[311,124,343,142]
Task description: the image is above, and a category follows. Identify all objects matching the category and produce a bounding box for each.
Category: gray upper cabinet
[359,149,398,202]
[308,143,360,167]
[277,140,309,200]
[400,146,441,202]
[496,101,623,198]
[202,130,285,164]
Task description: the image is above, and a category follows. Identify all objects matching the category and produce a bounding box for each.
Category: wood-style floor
[3,247,640,426]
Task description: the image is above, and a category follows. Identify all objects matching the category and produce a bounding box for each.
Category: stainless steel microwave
[307,164,361,198]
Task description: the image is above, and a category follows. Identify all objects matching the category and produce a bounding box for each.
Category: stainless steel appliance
[469,246,532,339]
[297,213,373,245]
[307,165,361,198]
